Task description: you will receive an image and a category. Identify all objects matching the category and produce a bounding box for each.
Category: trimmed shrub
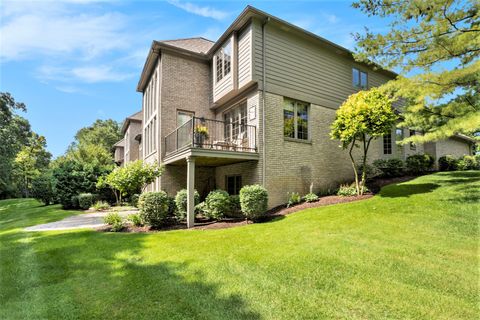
[92,201,110,211]
[127,213,144,227]
[303,192,319,203]
[138,191,170,228]
[405,154,434,174]
[457,155,478,170]
[78,193,95,210]
[373,158,404,177]
[129,194,140,208]
[438,155,458,171]
[70,195,80,209]
[166,195,176,216]
[359,163,378,179]
[287,192,302,208]
[240,185,268,221]
[174,189,200,220]
[203,190,230,220]
[104,212,124,232]
[337,183,370,197]
[226,195,242,218]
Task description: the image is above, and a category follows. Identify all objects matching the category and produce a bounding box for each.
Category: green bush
[457,155,478,170]
[337,183,370,197]
[203,189,230,220]
[70,195,80,209]
[127,213,144,227]
[303,192,319,203]
[78,193,95,210]
[438,155,458,171]
[129,194,140,208]
[372,158,404,177]
[240,185,268,221]
[166,195,176,216]
[405,154,434,174]
[174,189,200,220]
[103,212,124,232]
[138,191,170,228]
[226,195,242,217]
[92,201,110,211]
[31,173,55,205]
[287,192,302,208]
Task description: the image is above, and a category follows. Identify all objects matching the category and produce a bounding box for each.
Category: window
[226,175,242,195]
[224,102,247,141]
[409,130,416,150]
[215,39,232,83]
[383,132,392,154]
[352,68,368,89]
[177,111,194,127]
[284,98,309,140]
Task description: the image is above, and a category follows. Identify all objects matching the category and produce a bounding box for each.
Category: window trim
[283,98,310,142]
[352,67,368,89]
[214,38,232,84]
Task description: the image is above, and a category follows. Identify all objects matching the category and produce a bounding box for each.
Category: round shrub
[78,193,95,210]
[303,192,319,203]
[457,155,478,170]
[226,195,243,218]
[438,155,458,171]
[174,189,200,220]
[138,191,170,228]
[405,154,434,174]
[103,212,124,232]
[240,185,268,221]
[373,158,404,177]
[203,190,230,220]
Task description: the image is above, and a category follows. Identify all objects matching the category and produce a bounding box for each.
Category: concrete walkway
[25,210,137,231]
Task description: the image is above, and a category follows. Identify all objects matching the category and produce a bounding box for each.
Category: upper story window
[383,132,392,155]
[215,39,232,83]
[284,98,309,141]
[409,130,416,150]
[352,68,368,89]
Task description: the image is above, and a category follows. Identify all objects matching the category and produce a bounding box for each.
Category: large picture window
[215,39,232,83]
[224,102,247,141]
[352,68,368,89]
[284,98,309,140]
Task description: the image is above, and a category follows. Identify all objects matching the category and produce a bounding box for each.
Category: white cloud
[167,0,228,20]
[200,27,223,41]
[72,65,134,83]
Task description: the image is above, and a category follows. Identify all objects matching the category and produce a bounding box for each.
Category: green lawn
[0,172,478,319]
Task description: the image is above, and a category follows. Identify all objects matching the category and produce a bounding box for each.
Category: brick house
[114,111,142,166]
[119,6,474,227]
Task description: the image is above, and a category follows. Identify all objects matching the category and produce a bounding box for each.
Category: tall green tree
[73,119,122,153]
[331,89,397,195]
[13,134,52,197]
[0,92,32,198]
[353,0,480,144]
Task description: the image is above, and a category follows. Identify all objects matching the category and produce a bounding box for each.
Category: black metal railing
[164,117,257,156]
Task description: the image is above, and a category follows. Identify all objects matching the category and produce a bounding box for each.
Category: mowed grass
[0,171,478,319]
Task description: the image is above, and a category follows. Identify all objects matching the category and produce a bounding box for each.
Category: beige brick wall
[434,138,472,159]
[124,121,142,163]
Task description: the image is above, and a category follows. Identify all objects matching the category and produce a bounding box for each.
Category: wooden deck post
[186,156,195,228]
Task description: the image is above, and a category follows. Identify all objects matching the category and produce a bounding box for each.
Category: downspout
[261,17,270,187]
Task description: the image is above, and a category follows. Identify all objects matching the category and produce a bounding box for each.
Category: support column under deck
[186,156,195,228]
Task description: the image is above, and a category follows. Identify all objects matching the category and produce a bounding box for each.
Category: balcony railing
[164,117,257,156]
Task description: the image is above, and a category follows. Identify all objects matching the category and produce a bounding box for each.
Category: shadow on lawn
[0,230,260,319]
[378,183,439,198]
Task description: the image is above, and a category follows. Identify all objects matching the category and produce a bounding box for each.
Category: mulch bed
[97,175,417,233]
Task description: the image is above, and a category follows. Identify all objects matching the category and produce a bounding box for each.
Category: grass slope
[0,171,478,319]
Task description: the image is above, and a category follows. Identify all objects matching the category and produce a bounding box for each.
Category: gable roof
[121,110,142,134]
[113,138,125,148]
[159,37,214,54]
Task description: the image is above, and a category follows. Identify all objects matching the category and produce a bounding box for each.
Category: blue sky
[1,0,386,157]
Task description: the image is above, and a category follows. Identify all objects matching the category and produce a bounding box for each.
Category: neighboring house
[114,111,143,166]
[424,134,476,168]
[130,6,473,227]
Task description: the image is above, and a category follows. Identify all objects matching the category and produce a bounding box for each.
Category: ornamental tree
[330,89,397,195]
[352,0,479,144]
[97,160,164,205]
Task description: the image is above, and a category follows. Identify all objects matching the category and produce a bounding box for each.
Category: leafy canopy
[353,0,480,143]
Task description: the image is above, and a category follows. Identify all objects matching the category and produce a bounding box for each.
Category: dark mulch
[97,175,416,233]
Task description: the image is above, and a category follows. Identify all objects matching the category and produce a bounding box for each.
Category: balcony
[163,117,258,165]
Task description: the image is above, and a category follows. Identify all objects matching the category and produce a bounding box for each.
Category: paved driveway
[25,210,137,231]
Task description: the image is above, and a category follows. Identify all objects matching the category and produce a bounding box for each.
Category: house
[130,6,473,227]
[114,111,143,166]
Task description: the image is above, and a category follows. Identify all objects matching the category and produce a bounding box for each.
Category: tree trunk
[348,138,360,195]
[360,136,373,195]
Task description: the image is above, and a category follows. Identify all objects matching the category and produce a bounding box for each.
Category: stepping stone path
[25,210,138,231]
